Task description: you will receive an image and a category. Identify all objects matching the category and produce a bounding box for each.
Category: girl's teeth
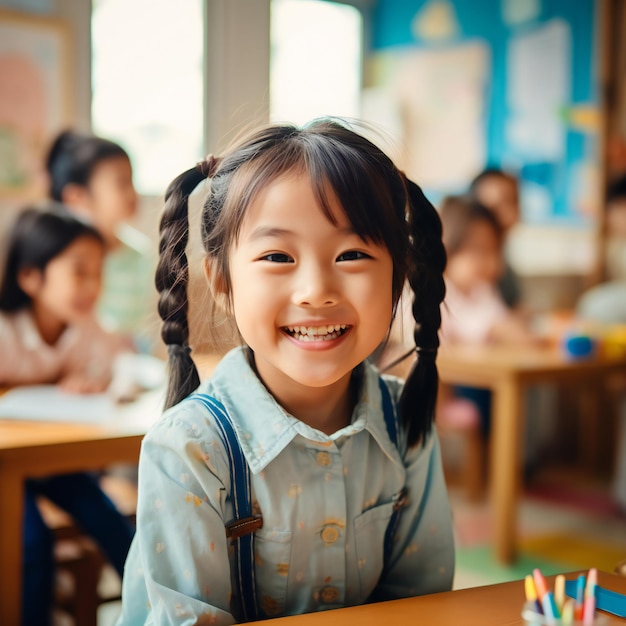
[285,325,348,340]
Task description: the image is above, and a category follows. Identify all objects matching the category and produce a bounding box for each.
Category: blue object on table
[565,579,626,618]
[562,333,596,359]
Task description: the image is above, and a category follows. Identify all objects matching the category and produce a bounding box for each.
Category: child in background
[439,195,534,347]
[437,195,538,439]
[46,130,156,353]
[117,119,454,624]
[469,167,522,309]
[0,205,135,626]
[46,130,155,531]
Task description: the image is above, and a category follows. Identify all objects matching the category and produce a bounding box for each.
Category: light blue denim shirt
[118,347,454,625]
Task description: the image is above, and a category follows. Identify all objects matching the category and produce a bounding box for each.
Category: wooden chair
[53,528,105,626]
[37,497,108,626]
[38,476,137,625]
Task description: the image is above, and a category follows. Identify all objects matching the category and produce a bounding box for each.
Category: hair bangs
[302,134,393,246]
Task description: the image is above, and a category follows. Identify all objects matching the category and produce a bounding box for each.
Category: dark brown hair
[468,166,517,195]
[439,194,503,256]
[156,119,446,447]
[0,203,104,312]
[46,130,131,201]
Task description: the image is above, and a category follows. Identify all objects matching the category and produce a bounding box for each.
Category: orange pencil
[533,568,548,600]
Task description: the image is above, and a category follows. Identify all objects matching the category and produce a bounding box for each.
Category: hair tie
[197,154,220,178]
[167,343,192,359]
[415,345,438,360]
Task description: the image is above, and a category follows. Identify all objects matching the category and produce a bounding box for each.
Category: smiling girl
[118,119,454,625]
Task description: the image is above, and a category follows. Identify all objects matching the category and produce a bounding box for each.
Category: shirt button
[319,585,340,604]
[320,526,340,544]
[316,451,332,467]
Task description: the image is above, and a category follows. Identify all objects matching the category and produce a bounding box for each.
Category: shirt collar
[15,309,75,351]
[205,347,403,474]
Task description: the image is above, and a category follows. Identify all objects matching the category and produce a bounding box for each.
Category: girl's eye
[260,253,293,263]
[337,250,371,262]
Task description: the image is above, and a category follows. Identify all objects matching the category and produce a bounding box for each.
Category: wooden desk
[437,345,626,564]
[259,571,626,625]
[0,390,163,626]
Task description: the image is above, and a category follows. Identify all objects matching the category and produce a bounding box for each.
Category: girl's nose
[292,263,338,307]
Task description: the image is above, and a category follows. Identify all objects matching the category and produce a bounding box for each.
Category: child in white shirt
[0,204,134,626]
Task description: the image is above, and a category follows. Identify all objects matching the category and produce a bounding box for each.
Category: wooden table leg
[490,375,524,563]
[578,380,602,472]
[0,467,25,625]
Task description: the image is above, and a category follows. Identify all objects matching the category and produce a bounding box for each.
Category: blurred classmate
[439,195,533,347]
[0,204,135,626]
[438,195,538,437]
[46,130,156,352]
[469,167,522,309]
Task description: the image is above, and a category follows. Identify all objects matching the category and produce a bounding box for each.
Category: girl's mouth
[283,324,350,342]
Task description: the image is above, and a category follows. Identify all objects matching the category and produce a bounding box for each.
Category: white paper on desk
[0,354,167,424]
[0,385,167,425]
[0,386,117,423]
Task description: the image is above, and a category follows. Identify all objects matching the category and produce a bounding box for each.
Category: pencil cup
[522,602,609,625]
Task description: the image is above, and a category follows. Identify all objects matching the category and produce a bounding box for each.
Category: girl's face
[223,172,394,401]
[80,156,137,245]
[476,177,519,233]
[20,236,105,325]
[445,220,503,292]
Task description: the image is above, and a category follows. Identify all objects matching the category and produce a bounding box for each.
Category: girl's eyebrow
[248,226,293,240]
[248,225,357,241]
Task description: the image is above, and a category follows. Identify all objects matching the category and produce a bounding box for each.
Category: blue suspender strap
[378,379,408,574]
[379,378,399,447]
[189,393,261,622]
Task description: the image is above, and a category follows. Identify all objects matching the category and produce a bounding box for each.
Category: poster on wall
[0,10,72,200]
[363,41,489,192]
[506,19,569,163]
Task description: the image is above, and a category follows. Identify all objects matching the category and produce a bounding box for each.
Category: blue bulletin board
[366,0,598,226]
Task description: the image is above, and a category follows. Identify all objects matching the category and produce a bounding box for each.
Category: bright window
[91,0,204,195]
[270,0,363,125]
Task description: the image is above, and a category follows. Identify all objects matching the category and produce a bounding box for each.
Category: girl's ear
[61,183,92,214]
[17,267,43,298]
[203,258,230,312]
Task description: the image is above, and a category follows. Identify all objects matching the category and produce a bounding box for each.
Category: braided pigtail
[399,179,447,447]
[156,157,218,409]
